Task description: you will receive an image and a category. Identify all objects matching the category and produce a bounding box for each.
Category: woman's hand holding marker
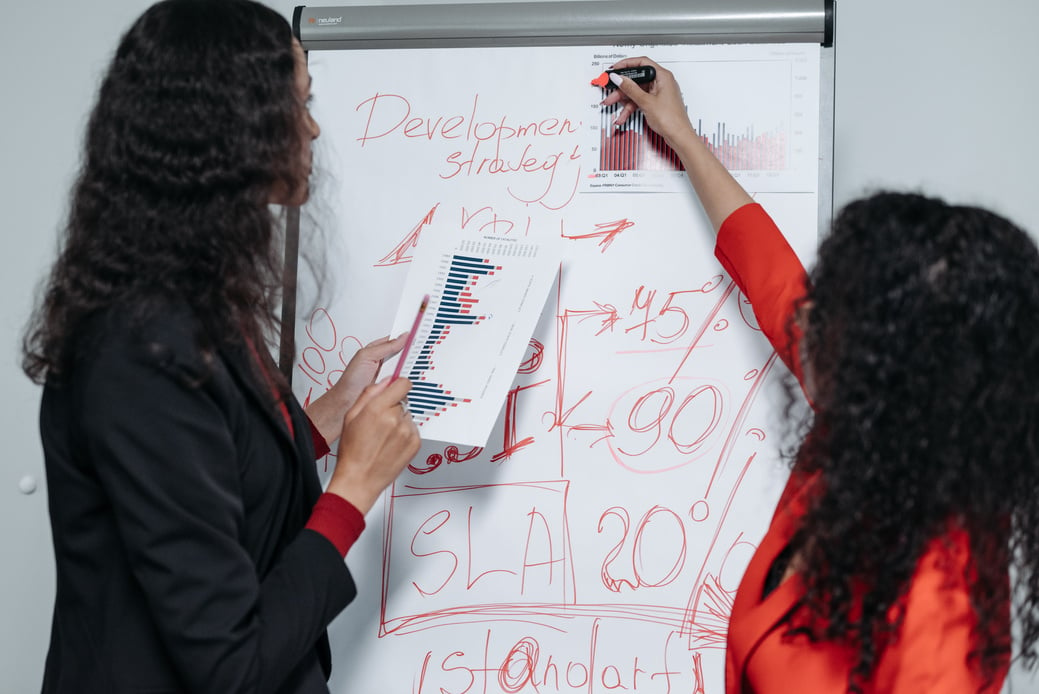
[599,57,696,146]
[594,55,751,231]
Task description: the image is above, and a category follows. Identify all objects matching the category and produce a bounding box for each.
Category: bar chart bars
[389,235,559,446]
[584,44,819,193]
[598,112,788,172]
[401,253,501,422]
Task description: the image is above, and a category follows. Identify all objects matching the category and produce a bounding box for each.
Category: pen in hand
[391,294,430,382]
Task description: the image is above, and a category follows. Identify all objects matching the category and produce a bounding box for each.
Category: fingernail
[609,73,623,87]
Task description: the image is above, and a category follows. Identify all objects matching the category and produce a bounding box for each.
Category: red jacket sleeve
[714,203,809,385]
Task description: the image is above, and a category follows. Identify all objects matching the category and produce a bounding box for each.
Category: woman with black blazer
[22,1,420,692]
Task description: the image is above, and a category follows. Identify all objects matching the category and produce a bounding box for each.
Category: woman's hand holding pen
[600,56,695,148]
[325,376,420,515]
[600,55,753,231]
[304,333,409,445]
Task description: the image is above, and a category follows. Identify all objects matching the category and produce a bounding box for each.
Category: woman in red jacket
[604,59,1039,693]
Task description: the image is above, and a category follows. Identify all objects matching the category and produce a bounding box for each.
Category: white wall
[2,1,152,689]
[832,0,1039,235]
[2,0,1037,691]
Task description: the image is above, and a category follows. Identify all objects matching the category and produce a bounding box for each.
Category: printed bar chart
[402,253,500,421]
[391,236,560,445]
[597,115,788,173]
[584,44,819,193]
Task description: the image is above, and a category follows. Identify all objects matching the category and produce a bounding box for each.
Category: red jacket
[714,204,1008,694]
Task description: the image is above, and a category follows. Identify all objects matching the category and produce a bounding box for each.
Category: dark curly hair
[22,0,307,384]
[789,191,1039,689]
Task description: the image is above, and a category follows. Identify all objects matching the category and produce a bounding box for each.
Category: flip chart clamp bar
[279,0,836,378]
[293,0,835,50]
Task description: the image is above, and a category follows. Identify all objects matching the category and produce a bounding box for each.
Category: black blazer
[39,305,356,693]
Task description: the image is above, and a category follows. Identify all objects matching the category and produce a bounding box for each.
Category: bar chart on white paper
[585,43,819,194]
[390,235,560,446]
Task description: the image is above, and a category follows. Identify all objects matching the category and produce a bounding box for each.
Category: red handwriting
[401,489,568,604]
[561,218,636,253]
[356,93,579,145]
[687,534,757,650]
[517,338,545,374]
[491,380,550,463]
[296,306,362,421]
[444,142,578,182]
[410,445,484,476]
[295,308,365,471]
[544,305,622,455]
[354,92,582,206]
[626,280,726,345]
[461,205,530,237]
[375,203,439,267]
[668,280,737,383]
[370,265,782,693]
[610,381,724,465]
[599,506,688,593]
[414,625,700,693]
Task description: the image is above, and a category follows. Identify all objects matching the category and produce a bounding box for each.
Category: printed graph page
[584,44,820,193]
[388,230,560,446]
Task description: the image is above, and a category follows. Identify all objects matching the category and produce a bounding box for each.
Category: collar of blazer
[218,338,312,459]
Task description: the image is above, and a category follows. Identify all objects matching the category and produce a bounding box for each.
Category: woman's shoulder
[75,299,217,385]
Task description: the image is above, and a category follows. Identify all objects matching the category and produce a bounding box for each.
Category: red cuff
[305,493,366,557]
[307,416,330,459]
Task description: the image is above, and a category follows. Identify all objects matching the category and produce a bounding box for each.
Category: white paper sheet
[388,232,560,445]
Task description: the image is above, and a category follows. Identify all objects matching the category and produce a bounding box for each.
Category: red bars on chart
[598,106,788,172]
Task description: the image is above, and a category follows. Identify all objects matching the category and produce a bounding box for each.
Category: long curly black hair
[22,0,306,384]
[789,191,1039,689]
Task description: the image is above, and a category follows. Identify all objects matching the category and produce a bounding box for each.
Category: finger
[606,74,651,131]
[608,73,650,109]
[346,377,413,428]
[599,88,627,108]
[371,376,412,410]
[394,414,422,450]
[344,377,394,420]
[612,101,639,128]
[359,333,407,361]
[396,425,422,462]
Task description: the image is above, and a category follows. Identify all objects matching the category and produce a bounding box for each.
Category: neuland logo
[310,15,342,25]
